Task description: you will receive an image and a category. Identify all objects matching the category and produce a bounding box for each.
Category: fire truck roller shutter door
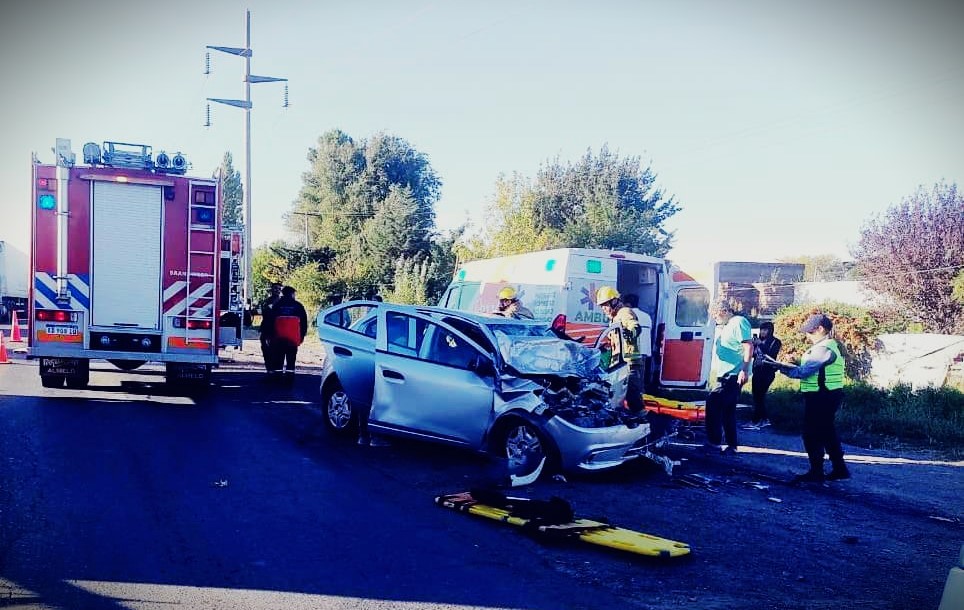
[91,181,163,329]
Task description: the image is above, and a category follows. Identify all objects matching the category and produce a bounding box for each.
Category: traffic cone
[10,309,22,342]
[0,332,10,364]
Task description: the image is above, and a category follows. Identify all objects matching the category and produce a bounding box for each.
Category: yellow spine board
[436,493,691,558]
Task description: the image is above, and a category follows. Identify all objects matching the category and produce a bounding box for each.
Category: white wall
[793,280,892,308]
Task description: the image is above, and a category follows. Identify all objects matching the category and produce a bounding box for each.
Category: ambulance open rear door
[658,284,713,388]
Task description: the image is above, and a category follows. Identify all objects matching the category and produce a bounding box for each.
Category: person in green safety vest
[764,313,850,483]
[596,286,645,414]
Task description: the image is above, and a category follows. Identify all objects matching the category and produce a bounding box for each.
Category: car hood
[493,331,601,378]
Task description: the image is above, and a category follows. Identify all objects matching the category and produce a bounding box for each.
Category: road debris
[928,515,960,524]
[675,473,721,492]
[743,481,770,491]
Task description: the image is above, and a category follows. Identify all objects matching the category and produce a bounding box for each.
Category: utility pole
[205,10,288,322]
[290,211,322,250]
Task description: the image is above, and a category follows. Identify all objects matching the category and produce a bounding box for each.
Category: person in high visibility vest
[767,313,849,483]
[596,286,645,413]
[263,286,308,385]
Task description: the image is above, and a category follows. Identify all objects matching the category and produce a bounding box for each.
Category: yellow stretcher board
[643,394,706,422]
[436,492,691,559]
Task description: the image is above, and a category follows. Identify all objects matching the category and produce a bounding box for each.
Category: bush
[772,302,914,381]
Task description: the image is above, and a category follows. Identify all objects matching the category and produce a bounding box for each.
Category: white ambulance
[439,248,714,390]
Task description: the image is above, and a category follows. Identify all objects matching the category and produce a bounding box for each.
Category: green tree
[285,263,327,317]
[289,129,443,299]
[851,181,964,333]
[251,242,287,305]
[456,174,555,260]
[385,257,430,305]
[952,269,964,306]
[460,145,679,259]
[250,241,335,306]
[216,152,243,227]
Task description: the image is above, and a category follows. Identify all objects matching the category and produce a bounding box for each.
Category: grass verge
[745,378,964,457]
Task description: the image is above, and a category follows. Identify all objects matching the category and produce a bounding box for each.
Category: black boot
[791,470,825,484]
[827,461,850,480]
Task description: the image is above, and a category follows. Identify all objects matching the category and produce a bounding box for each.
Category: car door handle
[333,346,352,357]
[382,369,405,381]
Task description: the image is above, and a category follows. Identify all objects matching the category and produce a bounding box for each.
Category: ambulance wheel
[322,380,358,437]
[494,416,559,484]
[41,375,66,388]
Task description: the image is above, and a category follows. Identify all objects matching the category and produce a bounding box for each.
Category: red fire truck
[29,138,237,388]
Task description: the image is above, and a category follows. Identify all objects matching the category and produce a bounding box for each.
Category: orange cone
[0,332,9,364]
[10,309,22,342]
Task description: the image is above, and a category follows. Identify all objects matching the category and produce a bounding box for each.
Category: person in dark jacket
[263,286,308,385]
[259,283,283,376]
[745,321,782,429]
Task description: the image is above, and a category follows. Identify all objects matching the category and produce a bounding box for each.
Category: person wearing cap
[596,286,645,414]
[706,299,754,456]
[764,313,849,483]
[496,287,534,319]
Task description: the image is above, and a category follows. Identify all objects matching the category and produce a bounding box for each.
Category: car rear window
[323,305,377,336]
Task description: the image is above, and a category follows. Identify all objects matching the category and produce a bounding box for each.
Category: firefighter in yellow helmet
[596,286,645,413]
[496,286,534,320]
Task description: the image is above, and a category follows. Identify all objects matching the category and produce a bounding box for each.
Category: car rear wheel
[500,419,557,485]
[323,381,357,437]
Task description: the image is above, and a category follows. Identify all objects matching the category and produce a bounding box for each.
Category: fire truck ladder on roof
[184,196,218,342]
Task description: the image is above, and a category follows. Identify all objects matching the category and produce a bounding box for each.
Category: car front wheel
[323,382,357,437]
[501,419,557,485]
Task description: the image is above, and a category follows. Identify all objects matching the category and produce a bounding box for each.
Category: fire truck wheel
[40,375,66,389]
[65,373,90,389]
[109,359,146,371]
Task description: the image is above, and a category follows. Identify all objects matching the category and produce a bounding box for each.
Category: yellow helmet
[498,287,517,300]
[595,286,620,305]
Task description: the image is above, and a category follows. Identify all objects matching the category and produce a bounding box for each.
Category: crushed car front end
[489,331,651,473]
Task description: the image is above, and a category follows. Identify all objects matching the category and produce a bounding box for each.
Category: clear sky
[2,0,962,283]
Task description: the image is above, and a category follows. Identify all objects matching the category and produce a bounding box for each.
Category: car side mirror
[469,356,495,377]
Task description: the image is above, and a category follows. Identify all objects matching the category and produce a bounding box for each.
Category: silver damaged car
[316,302,651,483]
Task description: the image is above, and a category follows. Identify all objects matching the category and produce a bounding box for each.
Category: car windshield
[493,331,601,378]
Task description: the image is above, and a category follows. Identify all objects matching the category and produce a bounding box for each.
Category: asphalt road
[0,357,640,610]
[2,349,962,610]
